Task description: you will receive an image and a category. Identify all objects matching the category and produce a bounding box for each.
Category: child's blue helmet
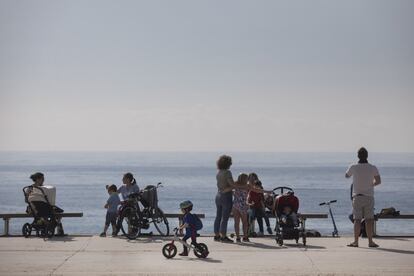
[180,200,193,209]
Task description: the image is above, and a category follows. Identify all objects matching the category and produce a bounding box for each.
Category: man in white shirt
[345,147,381,248]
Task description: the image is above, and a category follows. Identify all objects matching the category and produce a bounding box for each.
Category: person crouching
[178,200,198,256]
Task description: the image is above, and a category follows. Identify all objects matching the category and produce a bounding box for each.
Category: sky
[0,0,413,152]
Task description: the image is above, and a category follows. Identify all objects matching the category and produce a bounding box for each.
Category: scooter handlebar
[319,200,337,206]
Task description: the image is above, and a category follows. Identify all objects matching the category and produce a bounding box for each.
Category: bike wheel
[40,226,52,238]
[120,206,141,240]
[276,232,283,246]
[22,223,32,238]
[153,207,169,236]
[194,243,209,258]
[162,243,177,259]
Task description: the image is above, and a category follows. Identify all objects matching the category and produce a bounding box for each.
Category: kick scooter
[319,200,339,237]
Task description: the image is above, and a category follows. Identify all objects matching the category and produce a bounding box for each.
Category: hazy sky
[1,1,413,152]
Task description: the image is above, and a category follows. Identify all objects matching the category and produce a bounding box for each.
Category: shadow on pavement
[47,235,86,242]
[166,257,221,263]
[376,237,412,241]
[372,247,414,255]
[125,238,165,244]
[237,241,326,250]
[237,241,286,250]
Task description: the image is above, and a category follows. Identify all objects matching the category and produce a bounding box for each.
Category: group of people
[214,147,382,247]
[214,155,297,243]
[26,171,141,238]
[26,146,381,248]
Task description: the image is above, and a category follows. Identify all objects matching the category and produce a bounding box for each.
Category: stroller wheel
[275,232,283,246]
[276,235,283,246]
[40,224,55,238]
[277,238,283,246]
[46,224,55,238]
[22,223,32,238]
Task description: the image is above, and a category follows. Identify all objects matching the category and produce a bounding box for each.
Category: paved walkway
[0,235,413,275]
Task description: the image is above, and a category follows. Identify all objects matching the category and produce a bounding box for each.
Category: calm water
[1,151,413,236]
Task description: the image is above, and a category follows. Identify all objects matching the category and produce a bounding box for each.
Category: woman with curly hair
[214,155,236,243]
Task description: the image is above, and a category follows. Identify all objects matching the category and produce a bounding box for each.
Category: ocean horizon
[1,151,413,236]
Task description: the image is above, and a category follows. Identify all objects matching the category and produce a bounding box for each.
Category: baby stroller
[22,185,63,238]
[272,187,306,246]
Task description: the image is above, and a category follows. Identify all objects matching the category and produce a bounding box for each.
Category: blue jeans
[214,192,233,236]
[248,208,265,233]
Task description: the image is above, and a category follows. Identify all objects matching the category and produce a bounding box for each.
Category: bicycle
[118,182,169,239]
[162,228,209,259]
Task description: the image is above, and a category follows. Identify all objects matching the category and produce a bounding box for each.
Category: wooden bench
[0,212,326,236]
[373,214,414,236]
[296,213,328,228]
[0,213,83,236]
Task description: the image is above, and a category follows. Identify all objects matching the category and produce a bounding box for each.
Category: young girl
[247,180,266,236]
[232,174,250,242]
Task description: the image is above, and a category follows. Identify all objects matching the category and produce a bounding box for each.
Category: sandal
[347,242,358,247]
[369,243,379,248]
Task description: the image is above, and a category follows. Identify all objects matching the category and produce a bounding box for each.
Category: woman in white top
[114,172,140,235]
[118,172,140,201]
[28,172,64,235]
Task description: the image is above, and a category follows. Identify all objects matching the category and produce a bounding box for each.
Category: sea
[1,151,413,236]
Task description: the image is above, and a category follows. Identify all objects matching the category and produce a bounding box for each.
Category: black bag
[380,207,400,216]
[193,214,203,231]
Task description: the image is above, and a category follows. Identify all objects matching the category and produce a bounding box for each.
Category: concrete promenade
[0,235,413,276]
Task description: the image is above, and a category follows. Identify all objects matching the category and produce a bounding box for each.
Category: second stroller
[272,186,306,246]
[22,185,64,238]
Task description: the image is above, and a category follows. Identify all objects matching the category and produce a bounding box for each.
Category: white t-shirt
[118,184,140,201]
[346,163,380,197]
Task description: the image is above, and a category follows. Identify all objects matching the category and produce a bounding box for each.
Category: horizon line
[1,150,414,154]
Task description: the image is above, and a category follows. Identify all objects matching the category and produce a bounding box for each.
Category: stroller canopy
[275,192,299,215]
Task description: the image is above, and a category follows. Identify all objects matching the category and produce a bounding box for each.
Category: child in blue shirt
[100,184,121,237]
[178,200,198,256]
